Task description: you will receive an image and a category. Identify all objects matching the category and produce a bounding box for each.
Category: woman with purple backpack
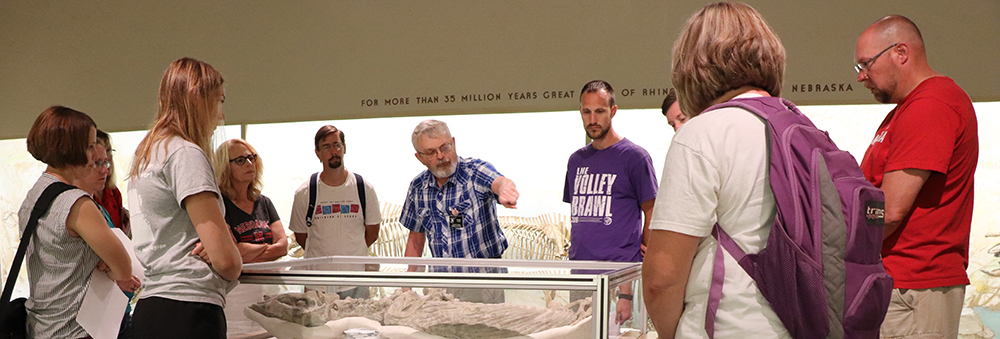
[642,4,789,337]
[643,3,891,339]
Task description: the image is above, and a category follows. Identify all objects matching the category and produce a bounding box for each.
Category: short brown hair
[661,88,677,116]
[672,2,785,116]
[580,80,616,107]
[27,106,96,168]
[314,125,345,151]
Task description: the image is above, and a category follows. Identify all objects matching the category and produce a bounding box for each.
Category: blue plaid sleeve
[400,181,423,233]
[470,159,502,199]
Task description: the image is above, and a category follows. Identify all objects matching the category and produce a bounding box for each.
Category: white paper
[113,228,145,281]
[77,267,128,339]
[77,228,142,339]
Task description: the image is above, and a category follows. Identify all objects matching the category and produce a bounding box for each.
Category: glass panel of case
[240,256,647,338]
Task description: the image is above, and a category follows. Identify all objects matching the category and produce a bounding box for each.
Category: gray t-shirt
[128,136,236,307]
[18,173,97,339]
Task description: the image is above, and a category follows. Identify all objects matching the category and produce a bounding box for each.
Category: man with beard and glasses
[400,119,519,303]
[855,15,978,338]
[289,125,382,299]
[563,80,658,324]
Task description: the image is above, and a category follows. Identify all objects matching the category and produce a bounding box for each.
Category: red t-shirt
[860,76,978,289]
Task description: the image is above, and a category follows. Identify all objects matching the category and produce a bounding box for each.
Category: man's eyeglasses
[230,154,258,165]
[855,43,898,74]
[318,142,345,152]
[417,142,453,158]
[93,160,112,170]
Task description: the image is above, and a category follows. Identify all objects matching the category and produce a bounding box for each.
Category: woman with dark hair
[71,137,140,339]
[127,57,241,339]
[20,106,132,338]
[210,138,287,337]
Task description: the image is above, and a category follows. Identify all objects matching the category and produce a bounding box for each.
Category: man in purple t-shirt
[563,80,658,325]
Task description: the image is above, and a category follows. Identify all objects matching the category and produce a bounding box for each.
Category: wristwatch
[618,293,633,301]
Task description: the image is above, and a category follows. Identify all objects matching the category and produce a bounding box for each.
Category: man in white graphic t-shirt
[289,125,382,299]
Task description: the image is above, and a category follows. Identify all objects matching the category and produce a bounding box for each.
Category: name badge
[449,214,464,229]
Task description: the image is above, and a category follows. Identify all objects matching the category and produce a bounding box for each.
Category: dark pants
[133,297,226,339]
[117,312,133,339]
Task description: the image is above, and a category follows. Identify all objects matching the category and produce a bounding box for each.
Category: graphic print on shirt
[313,199,361,221]
[870,130,887,145]
[569,166,617,225]
[232,220,272,243]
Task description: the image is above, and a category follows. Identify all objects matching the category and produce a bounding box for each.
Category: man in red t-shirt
[856,15,978,339]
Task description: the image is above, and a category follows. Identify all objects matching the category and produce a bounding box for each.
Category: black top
[223,195,279,244]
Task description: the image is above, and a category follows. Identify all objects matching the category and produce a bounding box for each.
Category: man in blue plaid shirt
[401,119,519,303]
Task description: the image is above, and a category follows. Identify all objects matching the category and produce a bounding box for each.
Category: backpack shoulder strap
[705,96,791,119]
[706,223,755,338]
[708,97,812,134]
[1,182,76,311]
[354,173,367,222]
[703,96,787,267]
[306,172,319,227]
[703,96,789,339]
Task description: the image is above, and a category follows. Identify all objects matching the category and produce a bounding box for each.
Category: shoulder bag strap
[0,182,76,317]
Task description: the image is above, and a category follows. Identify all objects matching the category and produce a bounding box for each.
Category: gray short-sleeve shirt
[128,136,235,307]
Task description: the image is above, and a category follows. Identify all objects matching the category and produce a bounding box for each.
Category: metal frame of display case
[240,256,646,339]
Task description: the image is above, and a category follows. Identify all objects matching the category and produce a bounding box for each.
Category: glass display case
[240,256,646,339]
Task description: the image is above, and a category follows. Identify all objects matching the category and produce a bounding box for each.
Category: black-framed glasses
[229,154,258,165]
[417,142,453,158]
[93,160,112,170]
[855,43,898,74]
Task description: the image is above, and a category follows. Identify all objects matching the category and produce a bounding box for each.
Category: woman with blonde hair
[643,2,790,338]
[210,138,288,337]
[94,130,130,237]
[127,57,241,339]
[20,106,133,338]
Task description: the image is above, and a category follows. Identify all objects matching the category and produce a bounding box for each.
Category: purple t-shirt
[563,138,658,262]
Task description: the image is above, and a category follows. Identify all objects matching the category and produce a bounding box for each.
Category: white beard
[430,159,457,179]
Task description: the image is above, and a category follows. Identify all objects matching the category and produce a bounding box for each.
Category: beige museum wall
[0,0,998,139]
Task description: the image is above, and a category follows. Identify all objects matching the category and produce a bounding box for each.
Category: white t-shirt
[289,171,382,289]
[649,93,790,339]
[128,136,236,307]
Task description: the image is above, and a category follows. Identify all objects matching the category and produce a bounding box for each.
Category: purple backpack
[705,97,892,339]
